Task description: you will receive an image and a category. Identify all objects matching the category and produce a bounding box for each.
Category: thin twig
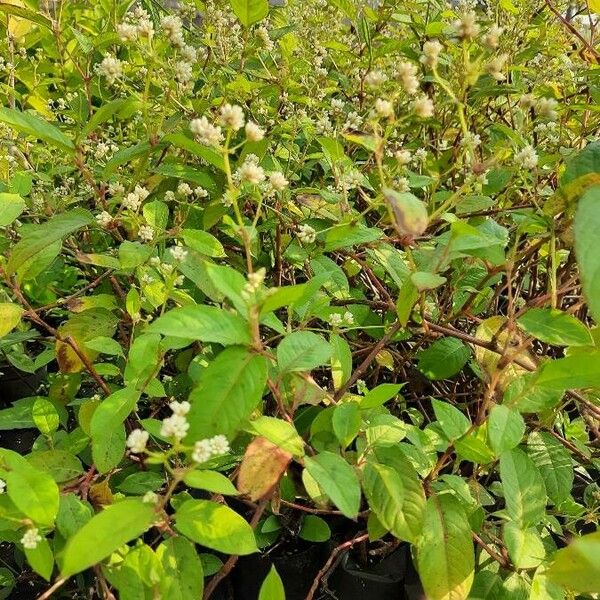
[203,500,268,600]
[306,533,369,600]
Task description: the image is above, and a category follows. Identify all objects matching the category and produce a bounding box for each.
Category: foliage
[0,0,599,598]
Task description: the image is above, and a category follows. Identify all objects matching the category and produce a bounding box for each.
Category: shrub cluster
[0,0,599,598]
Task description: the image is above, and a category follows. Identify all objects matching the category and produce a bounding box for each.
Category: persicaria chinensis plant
[1,0,600,598]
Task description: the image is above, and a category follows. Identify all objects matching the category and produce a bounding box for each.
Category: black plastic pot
[232,539,328,600]
[0,363,45,403]
[325,544,409,599]
[0,364,45,453]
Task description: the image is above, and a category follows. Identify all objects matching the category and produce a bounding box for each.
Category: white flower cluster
[242,268,266,300]
[116,7,154,42]
[96,211,113,227]
[420,40,443,68]
[245,121,265,142]
[236,154,266,185]
[394,149,412,165]
[256,26,274,51]
[412,96,434,118]
[190,116,223,147]
[364,70,387,88]
[160,400,191,441]
[397,62,420,95]
[374,98,394,118]
[486,54,508,81]
[344,111,363,131]
[0,479,5,493]
[396,176,410,193]
[536,98,558,121]
[514,144,539,170]
[21,528,42,550]
[169,245,188,262]
[269,171,288,192]
[126,428,150,453]
[98,55,123,85]
[329,311,354,327]
[484,25,503,49]
[454,11,479,40]
[219,103,245,131]
[192,434,231,463]
[138,224,154,243]
[161,15,184,47]
[297,223,316,244]
[122,185,149,211]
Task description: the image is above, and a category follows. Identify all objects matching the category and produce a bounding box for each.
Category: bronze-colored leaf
[237,437,292,501]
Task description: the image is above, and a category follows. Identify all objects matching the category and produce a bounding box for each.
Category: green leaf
[187,347,268,440]
[174,499,258,555]
[499,448,547,526]
[248,416,305,456]
[503,373,564,413]
[363,461,423,543]
[416,494,474,600]
[123,332,162,390]
[0,107,74,152]
[277,331,332,373]
[304,451,361,518]
[360,383,403,409]
[503,522,545,569]
[259,565,285,600]
[527,431,573,506]
[181,229,226,257]
[0,448,59,527]
[383,188,428,236]
[536,351,600,389]
[547,531,600,593]
[332,402,360,448]
[432,399,471,441]
[90,387,140,474]
[323,223,382,251]
[0,193,25,226]
[517,308,592,346]
[370,445,426,540]
[330,333,352,390]
[487,405,525,456]
[31,397,59,434]
[411,271,447,291]
[56,494,93,539]
[417,339,471,380]
[28,450,83,483]
[149,305,251,346]
[260,283,311,315]
[6,209,93,275]
[116,472,165,495]
[61,499,156,578]
[183,470,238,495]
[24,537,54,581]
[574,186,600,324]
[85,336,123,356]
[298,515,331,542]
[103,141,153,174]
[163,132,225,172]
[143,200,169,230]
[0,303,23,337]
[82,98,138,137]
[396,279,419,326]
[0,2,52,28]
[157,537,204,600]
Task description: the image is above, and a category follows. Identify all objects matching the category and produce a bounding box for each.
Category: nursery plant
[1,0,600,598]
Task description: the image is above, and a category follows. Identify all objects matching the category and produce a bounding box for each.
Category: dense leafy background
[0,0,600,598]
